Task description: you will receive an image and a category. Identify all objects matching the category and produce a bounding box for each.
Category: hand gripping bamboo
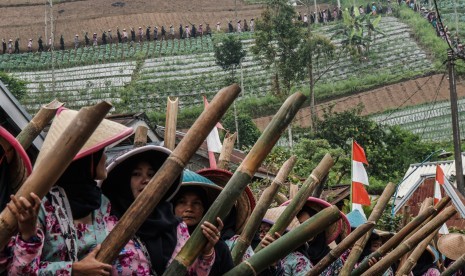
[231,155,297,265]
[95,84,241,264]
[308,222,376,276]
[340,182,396,276]
[226,206,342,276]
[162,92,307,275]
[0,101,112,249]
[362,205,457,276]
[254,153,334,253]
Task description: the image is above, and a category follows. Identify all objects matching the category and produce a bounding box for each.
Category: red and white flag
[203,96,223,168]
[435,165,450,234]
[352,141,371,216]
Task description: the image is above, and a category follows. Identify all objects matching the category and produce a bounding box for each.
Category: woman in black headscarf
[102,145,219,275]
[171,172,234,275]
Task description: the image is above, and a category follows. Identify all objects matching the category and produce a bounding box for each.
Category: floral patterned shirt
[282,251,312,276]
[8,186,151,275]
[224,235,254,261]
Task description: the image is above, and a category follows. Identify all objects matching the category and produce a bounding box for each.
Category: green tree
[222,112,261,149]
[0,72,27,100]
[251,0,302,96]
[214,35,246,83]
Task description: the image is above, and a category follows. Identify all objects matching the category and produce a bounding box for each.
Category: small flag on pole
[352,141,371,216]
[435,165,450,234]
[203,96,223,168]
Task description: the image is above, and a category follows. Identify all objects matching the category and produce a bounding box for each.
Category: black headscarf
[102,155,180,275]
[55,150,103,219]
[299,206,331,264]
[412,249,438,276]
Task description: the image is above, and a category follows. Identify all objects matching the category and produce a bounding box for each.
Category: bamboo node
[244,261,258,276]
[168,155,186,167]
[309,174,320,184]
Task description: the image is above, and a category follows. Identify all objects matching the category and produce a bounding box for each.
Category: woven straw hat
[178,169,222,206]
[196,168,256,234]
[35,107,133,168]
[100,145,182,202]
[0,127,32,191]
[281,197,350,244]
[262,206,300,232]
[438,233,465,260]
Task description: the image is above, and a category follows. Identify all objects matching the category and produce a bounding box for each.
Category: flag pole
[350,138,354,211]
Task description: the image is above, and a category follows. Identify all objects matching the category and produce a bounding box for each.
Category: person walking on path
[60,35,64,50]
[117,27,122,43]
[27,38,33,52]
[122,28,128,43]
[38,36,44,52]
[93,33,98,46]
[2,39,6,54]
[161,26,166,40]
[74,34,79,49]
[170,25,175,39]
[8,39,13,54]
[84,32,90,47]
[14,38,20,53]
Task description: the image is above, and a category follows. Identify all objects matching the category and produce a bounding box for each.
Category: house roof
[395,157,464,199]
[0,81,43,150]
[320,184,350,205]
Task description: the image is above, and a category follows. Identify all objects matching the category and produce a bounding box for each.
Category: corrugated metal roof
[396,154,465,199]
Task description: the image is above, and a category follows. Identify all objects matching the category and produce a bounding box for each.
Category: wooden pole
[164,96,178,151]
[95,84,241,264]
[163,92,307,275]
[401,205,411,228]
[340,182,396,276]
[352,197,450,275]
[254,154,334,253]
[362,205,457,276]
[15,99,63,150]
[395,229,439,276]
[442,252,465,276]
[275,193,288,205]
[231,155,297,265]
[308,222,376,276]
[0,101,112,249]
[133,125,148,148]
[218,132,237,170]
[225,206,341,276]
[289,183,299,199]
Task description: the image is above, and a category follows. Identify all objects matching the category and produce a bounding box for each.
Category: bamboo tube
[231,155,297,265]
[133,126,148,148]
[164,96,178,150]
[352,197,450,276]
[254,154,334,253]
[16,99,63,150]
[401,206,411,228]
[442,252,465,276]
[225,206,342,276]
[361,205,458,276]
[308,222,376,276]
[96,84,242,264]
[395,229,439,276]
[163,92,307,275]
[340,182,396,276]
[289,183,299,199]
[275,193,288,205]
[0,101,112,249]
[218,132,237,170]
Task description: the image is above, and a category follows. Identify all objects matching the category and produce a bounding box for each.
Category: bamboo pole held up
[254,154,334,253]
[225,206,342,276]
[442,252,465,276]
[231,155,297,265]
[16,99,63,150]
[340,182,396,276]
[0,101,112,249]
[362,205,458,276]
[133,126,148,148]
[164,96,178,151]
[163,92,307,275]
[95,84,241,264]
[218,132,237,170]
[289,183,299,199]
[352,206,436,275]
[275,193,288,205]
[308,222,376,276]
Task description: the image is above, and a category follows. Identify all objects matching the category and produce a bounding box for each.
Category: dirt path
[253,74,465,131]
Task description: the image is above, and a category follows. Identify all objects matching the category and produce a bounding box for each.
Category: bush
[0,72,27,100]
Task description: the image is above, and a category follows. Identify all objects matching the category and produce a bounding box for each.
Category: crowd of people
[1,105,465,275]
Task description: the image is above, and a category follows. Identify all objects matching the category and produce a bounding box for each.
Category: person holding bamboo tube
[410,245,440,276]
[438,233,465,275]
[259,206,312,275]
[101,145,217,275]
[171,170,235,275]
[287,197,350,276]
[6,108,153,275]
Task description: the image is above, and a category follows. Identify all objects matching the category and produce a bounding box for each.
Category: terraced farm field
[10,16,435,114]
